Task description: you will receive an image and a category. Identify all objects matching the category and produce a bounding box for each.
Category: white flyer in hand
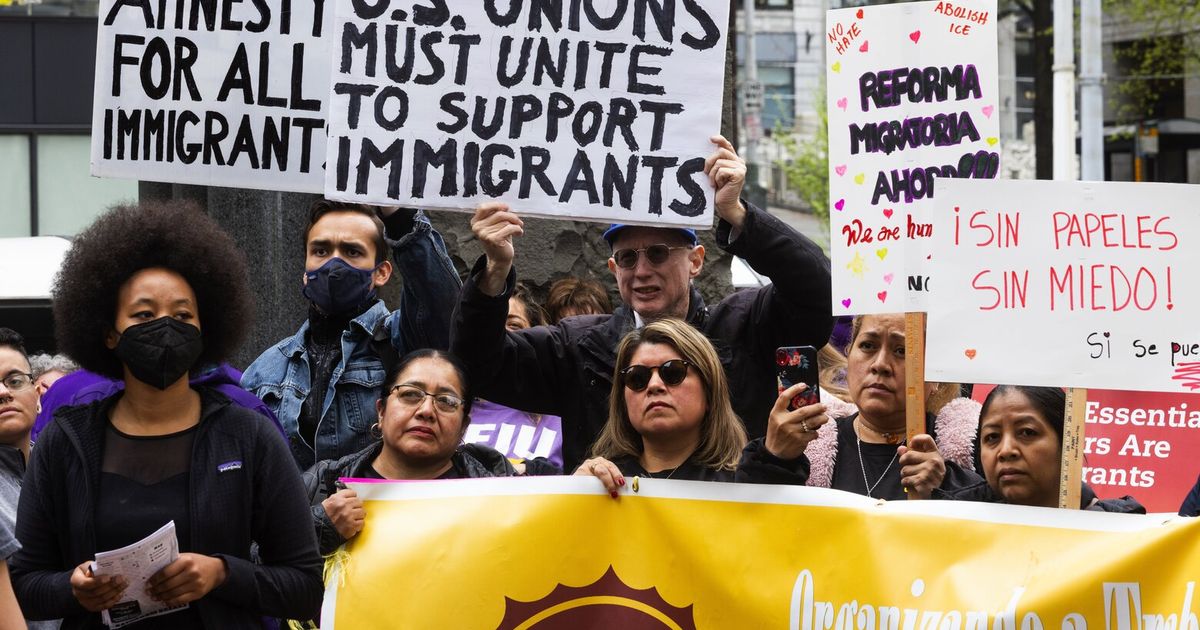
[92,520,187,628]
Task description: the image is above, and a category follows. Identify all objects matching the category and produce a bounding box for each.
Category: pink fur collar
[806,397,981,488]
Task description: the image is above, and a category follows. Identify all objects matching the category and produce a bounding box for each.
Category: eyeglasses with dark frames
[620,359,693,392]
[0,373,34,393]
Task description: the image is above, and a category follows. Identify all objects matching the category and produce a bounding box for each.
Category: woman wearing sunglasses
[303,349,518,554]
[575,319,808,492]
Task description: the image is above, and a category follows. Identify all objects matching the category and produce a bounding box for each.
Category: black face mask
[302,257,379,316]
[113,317,204,390]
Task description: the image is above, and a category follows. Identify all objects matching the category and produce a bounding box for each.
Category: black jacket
[1180,474,1200,517]
[11,388,324,627]
[303,442,517,554]
[609,438,810,484]
[940,480,1147,513]
[451,202,833,471]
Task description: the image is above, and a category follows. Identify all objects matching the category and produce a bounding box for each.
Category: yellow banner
[322,478,1200,629]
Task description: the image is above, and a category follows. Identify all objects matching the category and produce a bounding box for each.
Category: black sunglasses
[612,245,691,269]
[621,359,693,392]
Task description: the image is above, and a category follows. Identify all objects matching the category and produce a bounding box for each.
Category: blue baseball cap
[601,224,700,248]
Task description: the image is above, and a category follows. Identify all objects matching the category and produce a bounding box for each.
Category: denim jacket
[242,212,461,470]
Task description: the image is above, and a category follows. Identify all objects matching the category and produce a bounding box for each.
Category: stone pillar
[206,187,320,369]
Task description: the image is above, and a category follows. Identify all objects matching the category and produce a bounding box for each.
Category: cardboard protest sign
[827,0,999,315]
[974,385,1200,513]
[927,179,1199,393]
[322,477,1200,627]
[91,0,331,192]
[323,1,728,225]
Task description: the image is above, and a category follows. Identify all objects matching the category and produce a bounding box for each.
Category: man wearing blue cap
[452,136,832,472]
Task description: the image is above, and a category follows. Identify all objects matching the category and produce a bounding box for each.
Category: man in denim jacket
[243,202,461,470]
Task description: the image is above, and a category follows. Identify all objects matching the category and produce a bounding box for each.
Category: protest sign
[827,0,999,315]
[91,0,330,192]
[323,1,728,225]
[926,179,1199,393]
[973,384,1200,513]
[321,477,1200,628]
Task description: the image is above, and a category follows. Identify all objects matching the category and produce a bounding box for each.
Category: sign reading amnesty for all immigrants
[91,0,331,192]
[324,1,730,226]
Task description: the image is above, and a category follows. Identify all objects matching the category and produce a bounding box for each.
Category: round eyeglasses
[620,359,693,392]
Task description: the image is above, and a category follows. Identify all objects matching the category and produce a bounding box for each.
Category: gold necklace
[856,416,905,445]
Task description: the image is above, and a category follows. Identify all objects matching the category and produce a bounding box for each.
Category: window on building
[0,0,97,18]
[0,136,32,238]
[37,135,138,236]
[736,33,798,63]
[755,0,793,9]
[759,66,795,131]
[0,133,137,237]
[1111,35,1187,123]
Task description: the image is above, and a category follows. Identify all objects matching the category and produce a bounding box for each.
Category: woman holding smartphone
[575,319,811,491]
[795,314,982,500]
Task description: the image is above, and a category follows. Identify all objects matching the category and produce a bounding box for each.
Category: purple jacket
[33,364,283,442]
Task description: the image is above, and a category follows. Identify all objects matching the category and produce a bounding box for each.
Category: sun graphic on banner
[493,567,697,630]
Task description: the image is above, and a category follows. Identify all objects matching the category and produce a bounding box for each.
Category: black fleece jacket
[11,388,324,627]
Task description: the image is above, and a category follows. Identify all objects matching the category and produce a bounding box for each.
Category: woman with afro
[11,201,323,628]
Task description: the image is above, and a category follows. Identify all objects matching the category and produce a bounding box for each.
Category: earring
[36,400,42,415]
[370,422,382,439]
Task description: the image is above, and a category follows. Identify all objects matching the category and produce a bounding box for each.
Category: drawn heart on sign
[964,349,977,360]
[854,173,865,185]
[982,105,995,118]
[841,298,853,308]
[832,61,842,73]
[1103,332,1110,338]
[883,208,894,219]
[859,41,869,53]
[835,199,845,211]
[909,30,921,43]
[987,137,999,146]
[856,8,864,18]
[883,273,894,284]
[835,165,847,176]
[876,248,888,260]
[837,97,848,110]
[877,291,888,302]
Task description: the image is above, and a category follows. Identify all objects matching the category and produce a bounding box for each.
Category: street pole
[1080,0,1104,181]
[742,0,760,169]
[1052,0,1076,181]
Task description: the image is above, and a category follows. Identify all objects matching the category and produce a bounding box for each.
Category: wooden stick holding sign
[904,312,927,500]
[1058,388,1088,510]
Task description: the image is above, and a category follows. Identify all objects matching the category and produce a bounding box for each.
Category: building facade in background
[1,0,137,238]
